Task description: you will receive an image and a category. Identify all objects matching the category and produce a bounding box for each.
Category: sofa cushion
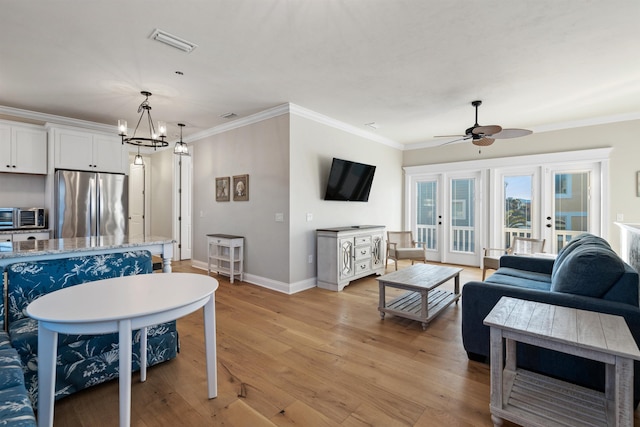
[485,269,552,291]
[552,233,611,281]
[551,245,626,297]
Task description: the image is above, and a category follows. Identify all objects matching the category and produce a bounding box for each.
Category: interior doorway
[174,153,192,260]
[128,161,147,237]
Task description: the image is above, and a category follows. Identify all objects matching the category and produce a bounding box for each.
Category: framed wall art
[215,177,230,202]
[233,174,249,201]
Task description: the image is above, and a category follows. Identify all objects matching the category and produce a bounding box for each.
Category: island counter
[0,235,175,272]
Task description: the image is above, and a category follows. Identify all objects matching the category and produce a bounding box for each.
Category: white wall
[403,119,640,253]
[289,114,403,284]
[0,174,46,207]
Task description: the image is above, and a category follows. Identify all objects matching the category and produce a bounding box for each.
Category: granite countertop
[0,235,174,258]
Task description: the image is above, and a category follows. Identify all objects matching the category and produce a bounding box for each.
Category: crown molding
[288,103,403,150]
[0,105,115,133]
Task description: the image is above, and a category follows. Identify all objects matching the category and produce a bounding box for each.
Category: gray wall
[187,111,403,292]
[403,119,640,253]
[149,149,174,237]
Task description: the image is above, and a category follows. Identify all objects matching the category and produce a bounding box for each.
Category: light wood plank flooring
[50,261,640,426]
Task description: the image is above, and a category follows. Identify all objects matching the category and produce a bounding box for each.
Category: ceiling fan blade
[472,125,502,136]
[472,137,495,147]
[492,128,533,139]
[438,135,471,146]
[434,134,465,138]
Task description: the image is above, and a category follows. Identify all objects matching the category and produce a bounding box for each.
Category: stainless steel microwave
[0,207,46,230]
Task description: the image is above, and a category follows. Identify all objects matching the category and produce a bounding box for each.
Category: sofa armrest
[462,280,640,358]
[499,255,554,275]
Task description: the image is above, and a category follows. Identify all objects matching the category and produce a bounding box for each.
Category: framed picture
[215,177,230,202]
[233,174,249,201]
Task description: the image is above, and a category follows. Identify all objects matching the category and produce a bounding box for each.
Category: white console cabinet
[207,234,244,283]
[317,225,385,291]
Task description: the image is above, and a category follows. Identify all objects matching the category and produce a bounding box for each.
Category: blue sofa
[462,233,640,405]
[4,251,179,408]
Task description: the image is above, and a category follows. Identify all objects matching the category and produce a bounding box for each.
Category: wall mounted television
[324,158,376,202]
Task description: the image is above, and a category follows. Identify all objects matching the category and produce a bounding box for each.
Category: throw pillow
[551,245,625,297]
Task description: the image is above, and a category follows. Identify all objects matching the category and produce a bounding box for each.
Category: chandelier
[173,123,190,156]
[118,91,169,150]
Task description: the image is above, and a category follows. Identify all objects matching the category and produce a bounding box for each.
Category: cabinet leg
[491,414,503,426]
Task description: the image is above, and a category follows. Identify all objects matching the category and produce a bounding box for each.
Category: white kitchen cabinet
[316,225,385,291]
[52,127,127,174]
[0,121,47,174]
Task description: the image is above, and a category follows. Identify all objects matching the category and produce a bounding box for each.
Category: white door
[542,163,601,253]
[492,167,543,251]
[128,163,145,237]
[445,172,481,265]
[180,155,192,259]
[413,175,442,262]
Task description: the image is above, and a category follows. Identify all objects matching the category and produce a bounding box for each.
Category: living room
[1,2,640,426]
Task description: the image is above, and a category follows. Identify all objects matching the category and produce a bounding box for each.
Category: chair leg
[394,260,398,271]
[482,268,487,280]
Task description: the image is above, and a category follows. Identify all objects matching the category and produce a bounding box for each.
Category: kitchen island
[0,235,175,272]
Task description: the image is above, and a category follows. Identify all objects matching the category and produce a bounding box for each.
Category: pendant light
[173,123,190,156]
[118,91,168,150]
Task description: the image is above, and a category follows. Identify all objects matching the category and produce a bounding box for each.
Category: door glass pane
[504,175,533,248]
[416,181,437,250]
[450,178,474,253]
[555,172,590,250]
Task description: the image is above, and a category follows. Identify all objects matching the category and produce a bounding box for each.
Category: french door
[412,171,481,266]
[492,162,601,254]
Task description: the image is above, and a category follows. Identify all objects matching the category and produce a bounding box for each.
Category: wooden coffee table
[377,263,462,330]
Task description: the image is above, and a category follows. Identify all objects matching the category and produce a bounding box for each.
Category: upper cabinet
[51,127,128,174]
[0,121,47,175]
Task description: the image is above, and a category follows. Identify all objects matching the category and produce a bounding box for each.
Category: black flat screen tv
[324,158,376,202]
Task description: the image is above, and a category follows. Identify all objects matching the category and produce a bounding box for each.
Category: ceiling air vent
[149,29,197,53]
[220,112,237,119]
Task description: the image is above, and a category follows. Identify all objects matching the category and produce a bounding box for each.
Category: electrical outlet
[308,255,313,264]
[306,213,313,222]
[275,213,284,222]
[617,213,624,222]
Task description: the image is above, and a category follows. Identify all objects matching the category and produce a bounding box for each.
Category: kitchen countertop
[0,235,173,257]
[0,228,51,235]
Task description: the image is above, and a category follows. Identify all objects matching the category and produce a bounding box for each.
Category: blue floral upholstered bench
[0,321,36,425]
[4,250,179,410]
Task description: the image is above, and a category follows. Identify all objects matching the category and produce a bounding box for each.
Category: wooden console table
[484,297,640,427]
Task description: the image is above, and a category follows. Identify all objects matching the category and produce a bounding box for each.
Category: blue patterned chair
[6,251,179,406]
[0,313,36,426]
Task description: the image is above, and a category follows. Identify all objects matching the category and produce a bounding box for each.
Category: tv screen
[324,158,376,202]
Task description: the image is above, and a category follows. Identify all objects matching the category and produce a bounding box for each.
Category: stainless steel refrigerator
[54,169,128,239]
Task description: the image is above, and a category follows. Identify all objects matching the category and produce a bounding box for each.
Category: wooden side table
[207,234,244,283]
[484,297,640,427]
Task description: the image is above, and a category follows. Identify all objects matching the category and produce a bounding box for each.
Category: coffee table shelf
[377,264,462,330]
[384,288,459,325]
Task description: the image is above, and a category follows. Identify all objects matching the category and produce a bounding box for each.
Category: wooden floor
[50,261,640,426]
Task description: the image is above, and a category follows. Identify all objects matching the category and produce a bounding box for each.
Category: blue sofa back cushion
[6,251,152,324]
[551,233,611,282]
[551,245,626,297]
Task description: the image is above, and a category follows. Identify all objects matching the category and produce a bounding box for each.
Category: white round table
[27,272,219,427]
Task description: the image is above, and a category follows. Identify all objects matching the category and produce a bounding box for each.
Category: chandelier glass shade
[119,91,168,150]
[173,123,190,156]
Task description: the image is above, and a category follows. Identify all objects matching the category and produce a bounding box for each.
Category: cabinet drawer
[354,246,371,260]
[355,235,371,245]
[355,260,371,273]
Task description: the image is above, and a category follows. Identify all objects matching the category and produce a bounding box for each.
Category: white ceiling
[1,1,639,149]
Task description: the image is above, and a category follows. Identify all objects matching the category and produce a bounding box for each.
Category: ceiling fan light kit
[437,100,532,148]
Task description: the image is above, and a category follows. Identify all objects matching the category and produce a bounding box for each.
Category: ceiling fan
[436,100,532,147]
